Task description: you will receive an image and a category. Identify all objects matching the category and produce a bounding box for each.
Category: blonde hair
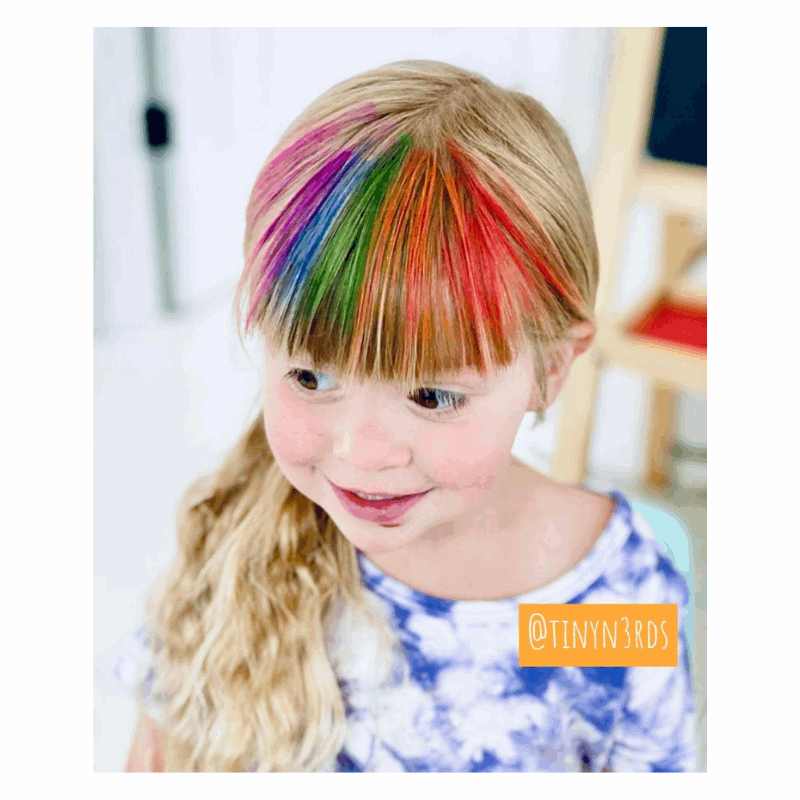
[143,59,599,771]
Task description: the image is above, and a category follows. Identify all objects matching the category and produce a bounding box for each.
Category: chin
[325,508,424,555]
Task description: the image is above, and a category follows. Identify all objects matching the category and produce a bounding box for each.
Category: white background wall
[93,27,704,770]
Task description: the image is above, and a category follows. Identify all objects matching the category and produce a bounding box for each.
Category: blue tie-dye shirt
[112,491,697,772]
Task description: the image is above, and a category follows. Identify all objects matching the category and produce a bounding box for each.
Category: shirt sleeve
[110,624,167,724]
[606,560,698,772]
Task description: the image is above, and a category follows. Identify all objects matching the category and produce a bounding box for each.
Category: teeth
[354,491,396,501]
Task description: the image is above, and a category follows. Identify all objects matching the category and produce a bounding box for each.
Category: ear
[528,321,596,413]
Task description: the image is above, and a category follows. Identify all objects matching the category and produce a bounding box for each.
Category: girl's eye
[288,368,338,392]
[409,388,468,416]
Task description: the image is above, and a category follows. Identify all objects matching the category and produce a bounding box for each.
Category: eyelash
[408,388,468,417]
[288,368,337,393]
[286,369,469,417]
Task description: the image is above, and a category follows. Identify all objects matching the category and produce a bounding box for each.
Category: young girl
[117,59,696,772]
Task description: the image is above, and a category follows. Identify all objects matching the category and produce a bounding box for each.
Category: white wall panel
[93,27,159,333]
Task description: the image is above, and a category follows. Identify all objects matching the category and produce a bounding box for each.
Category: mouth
[327,479,432,524]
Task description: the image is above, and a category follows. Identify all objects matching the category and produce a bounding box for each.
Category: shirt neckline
[356,490,633,619]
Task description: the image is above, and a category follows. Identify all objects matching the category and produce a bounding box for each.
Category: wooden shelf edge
[594,326,706,392]
[635,160,707,214]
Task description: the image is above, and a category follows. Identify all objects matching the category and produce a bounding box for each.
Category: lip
[327,480,432,524]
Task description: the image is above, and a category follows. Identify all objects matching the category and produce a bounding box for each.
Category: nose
[332,407,411,471]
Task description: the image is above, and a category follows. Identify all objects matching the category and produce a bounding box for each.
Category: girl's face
[262,342,540,557]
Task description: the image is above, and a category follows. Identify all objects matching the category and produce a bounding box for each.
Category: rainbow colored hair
[236,105,583,387]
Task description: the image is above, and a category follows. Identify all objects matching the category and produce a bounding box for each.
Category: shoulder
[528,481,690,612]
[583,491,690,610]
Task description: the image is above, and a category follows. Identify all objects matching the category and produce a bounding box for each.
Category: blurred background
[94,27,706,771]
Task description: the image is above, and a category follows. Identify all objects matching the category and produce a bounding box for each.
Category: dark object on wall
[145,102,170,151]
[646,27,707,167]
[141,27,178,314]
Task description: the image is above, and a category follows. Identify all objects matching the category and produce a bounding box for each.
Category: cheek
[264,387,327,467]
[422,417,518,492]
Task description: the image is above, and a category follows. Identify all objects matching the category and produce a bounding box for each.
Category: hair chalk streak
[237,107,585,391]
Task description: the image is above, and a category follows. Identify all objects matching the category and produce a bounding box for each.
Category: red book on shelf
[627,293,707,353]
